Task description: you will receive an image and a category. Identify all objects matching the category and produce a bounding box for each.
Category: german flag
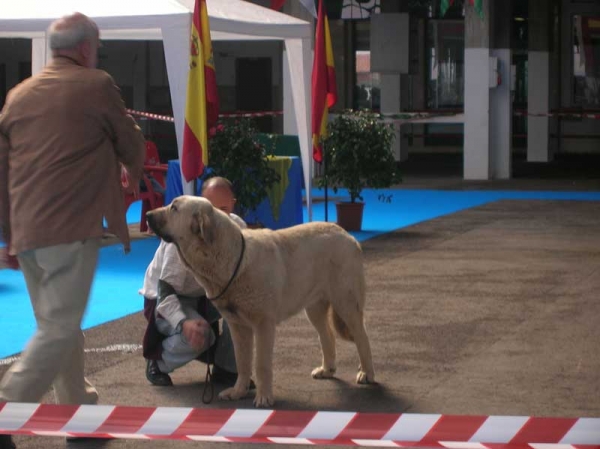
[311,0,337,163]
[182,0,219,182]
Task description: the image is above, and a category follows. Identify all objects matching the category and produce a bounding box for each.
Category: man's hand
[182,319,210,351]
[120,165,140,198]
[0,247,19,270]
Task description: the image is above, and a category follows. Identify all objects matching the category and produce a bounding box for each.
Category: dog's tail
[327,306,354,342]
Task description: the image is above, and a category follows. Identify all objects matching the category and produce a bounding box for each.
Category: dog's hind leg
[332,306,375,384]
[305,301,337,379]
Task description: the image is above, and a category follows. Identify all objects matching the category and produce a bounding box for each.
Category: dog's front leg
[218,322,253,401]
[253,320,276,408]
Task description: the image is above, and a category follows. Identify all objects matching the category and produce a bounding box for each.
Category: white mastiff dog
[146,195,375,407]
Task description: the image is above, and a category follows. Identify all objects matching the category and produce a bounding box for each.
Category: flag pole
[311,0,336,222]
[323,140,328,222]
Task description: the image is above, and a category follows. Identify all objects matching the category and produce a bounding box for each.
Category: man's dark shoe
[211,365,255,390]
[0,434,15,449]
[66,436,107,446]
[146,359,173,386]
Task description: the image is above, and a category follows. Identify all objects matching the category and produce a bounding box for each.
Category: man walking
[0,12,145,448]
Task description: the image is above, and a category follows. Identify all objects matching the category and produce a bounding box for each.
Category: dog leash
[202,296,214,404]
[202,350,214,403]
[207,233,245,301]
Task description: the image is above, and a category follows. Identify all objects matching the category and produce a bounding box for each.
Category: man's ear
[191,212,214,244]
[79,40,91,59]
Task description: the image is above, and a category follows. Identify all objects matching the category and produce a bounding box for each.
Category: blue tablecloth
[165,157,303,230]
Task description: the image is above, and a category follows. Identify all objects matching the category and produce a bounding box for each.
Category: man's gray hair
[48,13,98,50]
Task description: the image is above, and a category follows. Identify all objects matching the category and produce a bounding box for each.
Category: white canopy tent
[0,0,314,219]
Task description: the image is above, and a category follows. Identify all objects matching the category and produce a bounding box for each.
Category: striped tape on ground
[0,403,598,447]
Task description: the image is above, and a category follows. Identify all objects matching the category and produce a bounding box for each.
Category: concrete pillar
[377,1,409,162]
[489,0,512,178]
[464,0,491,179]
[380,74,407,161]
[412,18,427,151]
[528,0,554,162]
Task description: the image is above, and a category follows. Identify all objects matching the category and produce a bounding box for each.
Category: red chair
[143,141,167,188]
[123,141,168,232]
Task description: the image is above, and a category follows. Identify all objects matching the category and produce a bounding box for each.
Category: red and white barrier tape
[513,110,600,119]
[219,111,283,118]
[125,108,600,123]
[126,109,175,122]
[0,403,599,447]
[126,109,283,123]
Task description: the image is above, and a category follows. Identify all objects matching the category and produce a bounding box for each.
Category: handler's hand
[120,165,140,198]
[0,247,19,270]
[182,319,209,351]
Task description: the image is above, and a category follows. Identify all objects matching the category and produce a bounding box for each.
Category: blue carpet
[304,188,600,242]
[2,191,600,358]
[0,201,159,358]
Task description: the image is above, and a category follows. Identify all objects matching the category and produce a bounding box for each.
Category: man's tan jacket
[0,56,146,254]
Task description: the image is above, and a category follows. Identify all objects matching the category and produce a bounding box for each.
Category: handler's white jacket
[139,213,246,329]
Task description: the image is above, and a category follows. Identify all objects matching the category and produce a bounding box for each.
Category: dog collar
[208,233,245,302]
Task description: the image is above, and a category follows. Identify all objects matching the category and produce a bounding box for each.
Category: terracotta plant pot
[335,202,365,232]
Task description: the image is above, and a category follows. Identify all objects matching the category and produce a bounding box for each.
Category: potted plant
[202,118,280,226]
[318,109,401,231]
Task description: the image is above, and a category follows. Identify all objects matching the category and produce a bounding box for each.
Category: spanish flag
[311,0,337,163]
[182,0,219,182]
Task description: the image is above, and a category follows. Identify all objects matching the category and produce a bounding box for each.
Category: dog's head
[146,195,217,248]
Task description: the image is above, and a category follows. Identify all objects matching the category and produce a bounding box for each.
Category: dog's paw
[253,392,274,408]
[311,366,336,379]
[356,370,376,384]
[218,386,248,401]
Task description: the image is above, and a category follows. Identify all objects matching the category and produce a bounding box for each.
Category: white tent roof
[0,0,314,219]
[0,0,311,40]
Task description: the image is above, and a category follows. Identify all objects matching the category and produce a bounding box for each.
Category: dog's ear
[191,212,214,244]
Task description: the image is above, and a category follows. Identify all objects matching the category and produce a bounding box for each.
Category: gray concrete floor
[2,153,600,448]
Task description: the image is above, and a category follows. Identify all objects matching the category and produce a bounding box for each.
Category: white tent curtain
[161,20,191,194]
[1,0,314,220]
[284,37,313,222]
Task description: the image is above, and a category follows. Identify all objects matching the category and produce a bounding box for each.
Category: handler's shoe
[0,434,16,449]
[146,359,173,386]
